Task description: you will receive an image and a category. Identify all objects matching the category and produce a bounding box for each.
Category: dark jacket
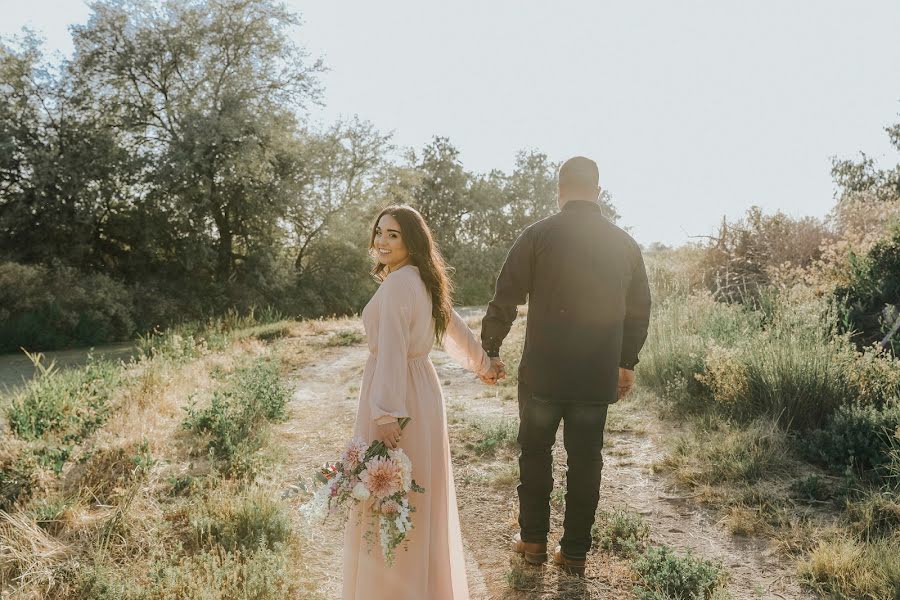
[481,200,651,403]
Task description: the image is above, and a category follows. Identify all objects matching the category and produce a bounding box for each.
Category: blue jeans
[517,381,609,559]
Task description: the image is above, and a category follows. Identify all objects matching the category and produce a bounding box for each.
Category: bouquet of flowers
[300,417,424,565]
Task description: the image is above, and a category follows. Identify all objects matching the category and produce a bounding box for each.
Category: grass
[0,311,308,599]
[659,417,792,486]
[464,418,518,456]
[801,536,900,600]
[506,560,543,591]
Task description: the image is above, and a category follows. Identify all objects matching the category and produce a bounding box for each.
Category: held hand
[617,367,635,400]
[376,420,402,449]
[479,357,507,385]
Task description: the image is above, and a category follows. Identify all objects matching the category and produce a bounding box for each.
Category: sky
[2,1,899,247]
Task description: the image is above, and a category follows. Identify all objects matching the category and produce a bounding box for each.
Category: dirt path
[273,323,811,599]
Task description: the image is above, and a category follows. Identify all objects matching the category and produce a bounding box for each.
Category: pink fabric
[342,265,490,600]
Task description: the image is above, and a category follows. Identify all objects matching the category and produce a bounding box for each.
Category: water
[0,342,139,398]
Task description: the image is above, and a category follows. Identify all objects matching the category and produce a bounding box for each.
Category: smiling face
[372,213,411,271]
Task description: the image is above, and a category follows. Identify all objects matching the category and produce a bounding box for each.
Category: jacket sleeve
[620,241,651,369]
[370,276,412,425]
[481,226,533,357]
[445,309,492,376]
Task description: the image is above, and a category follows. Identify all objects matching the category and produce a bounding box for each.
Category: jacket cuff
[619,358,638,370]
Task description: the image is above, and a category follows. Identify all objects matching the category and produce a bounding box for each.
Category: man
[480,156,651,575]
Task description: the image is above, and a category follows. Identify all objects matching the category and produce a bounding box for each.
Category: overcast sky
[3,0,899,246]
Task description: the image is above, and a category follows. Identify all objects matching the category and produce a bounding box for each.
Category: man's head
[557,156,600,209]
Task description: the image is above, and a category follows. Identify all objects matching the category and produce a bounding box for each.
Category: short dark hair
[558,156,599,191]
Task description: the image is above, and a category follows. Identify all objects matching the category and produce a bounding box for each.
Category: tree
[0,33,141,272]
[289,118,391,282]
[70,0,324,283]
[409,137,471,254]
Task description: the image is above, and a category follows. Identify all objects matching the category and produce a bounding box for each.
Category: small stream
[0,342,140,398]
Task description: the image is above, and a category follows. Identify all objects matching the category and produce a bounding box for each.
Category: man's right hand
[617,367,635,400]
[480,357,507,385]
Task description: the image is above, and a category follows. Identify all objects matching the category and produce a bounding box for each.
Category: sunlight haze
[3,0,899,246]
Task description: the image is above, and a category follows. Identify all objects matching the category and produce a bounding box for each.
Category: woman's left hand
[377,420,402,449]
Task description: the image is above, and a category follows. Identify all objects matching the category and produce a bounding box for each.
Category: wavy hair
[369,205,453,343]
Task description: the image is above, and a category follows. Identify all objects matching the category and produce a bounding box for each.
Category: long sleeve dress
[342,264,492,600]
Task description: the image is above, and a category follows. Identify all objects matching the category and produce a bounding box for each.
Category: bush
[632,545,727,600]
[592,509,650,558]
[188,485,292,553]
[144,544,298,600]
[7,359,120,442]
[182,359,289,475]
[0,261,136,352]
[806,400,900,474]
[699,334,856,430]
[698,206,832,304]
[652,289,898,431]
[834,226,900,351]
[466,419,518,456]
[639,294,760,411]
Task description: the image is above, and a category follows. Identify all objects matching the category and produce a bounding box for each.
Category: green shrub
[639,295,760,411]
[0,448,40,510]
[323,329,364,347]
[189,486,292,553]
[0,261,136,352]
[7,359,120,442]
[806,400,900,474]
[592,509,650,558]
[182,359,289,475]
[144,544,297,600]
[466,418,518,456]
[704,335,855,430]
[1,358,121,506]
[791,475,833,503]
[72,564,133,600]
[632,545,727,600]
[835,226,900,351]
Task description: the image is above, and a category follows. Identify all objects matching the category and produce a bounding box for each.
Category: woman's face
[373,213,411,271]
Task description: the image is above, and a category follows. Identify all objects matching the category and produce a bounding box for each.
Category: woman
[342,205,495,600]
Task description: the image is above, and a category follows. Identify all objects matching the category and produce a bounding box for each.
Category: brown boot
[512,533,547,564]
[551,546,586,576]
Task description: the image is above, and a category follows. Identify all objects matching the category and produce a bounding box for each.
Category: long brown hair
[369,205,453,343]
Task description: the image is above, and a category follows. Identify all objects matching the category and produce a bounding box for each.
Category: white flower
[388,448,414,491]
[351,482,370,501]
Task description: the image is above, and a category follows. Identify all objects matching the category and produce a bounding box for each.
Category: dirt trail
[274,324,811,599]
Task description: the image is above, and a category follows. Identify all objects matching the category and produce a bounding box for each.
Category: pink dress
[342,265,491,600]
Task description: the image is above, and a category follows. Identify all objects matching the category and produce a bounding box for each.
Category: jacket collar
[561,200,602,212]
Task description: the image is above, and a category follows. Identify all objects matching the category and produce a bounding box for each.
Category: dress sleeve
[444,309,492,377]
[370,276,412,425]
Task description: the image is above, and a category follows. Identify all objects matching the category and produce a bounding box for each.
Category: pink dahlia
[342,437,368,470]
[359,456,403,499]
[380,500,401,515]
